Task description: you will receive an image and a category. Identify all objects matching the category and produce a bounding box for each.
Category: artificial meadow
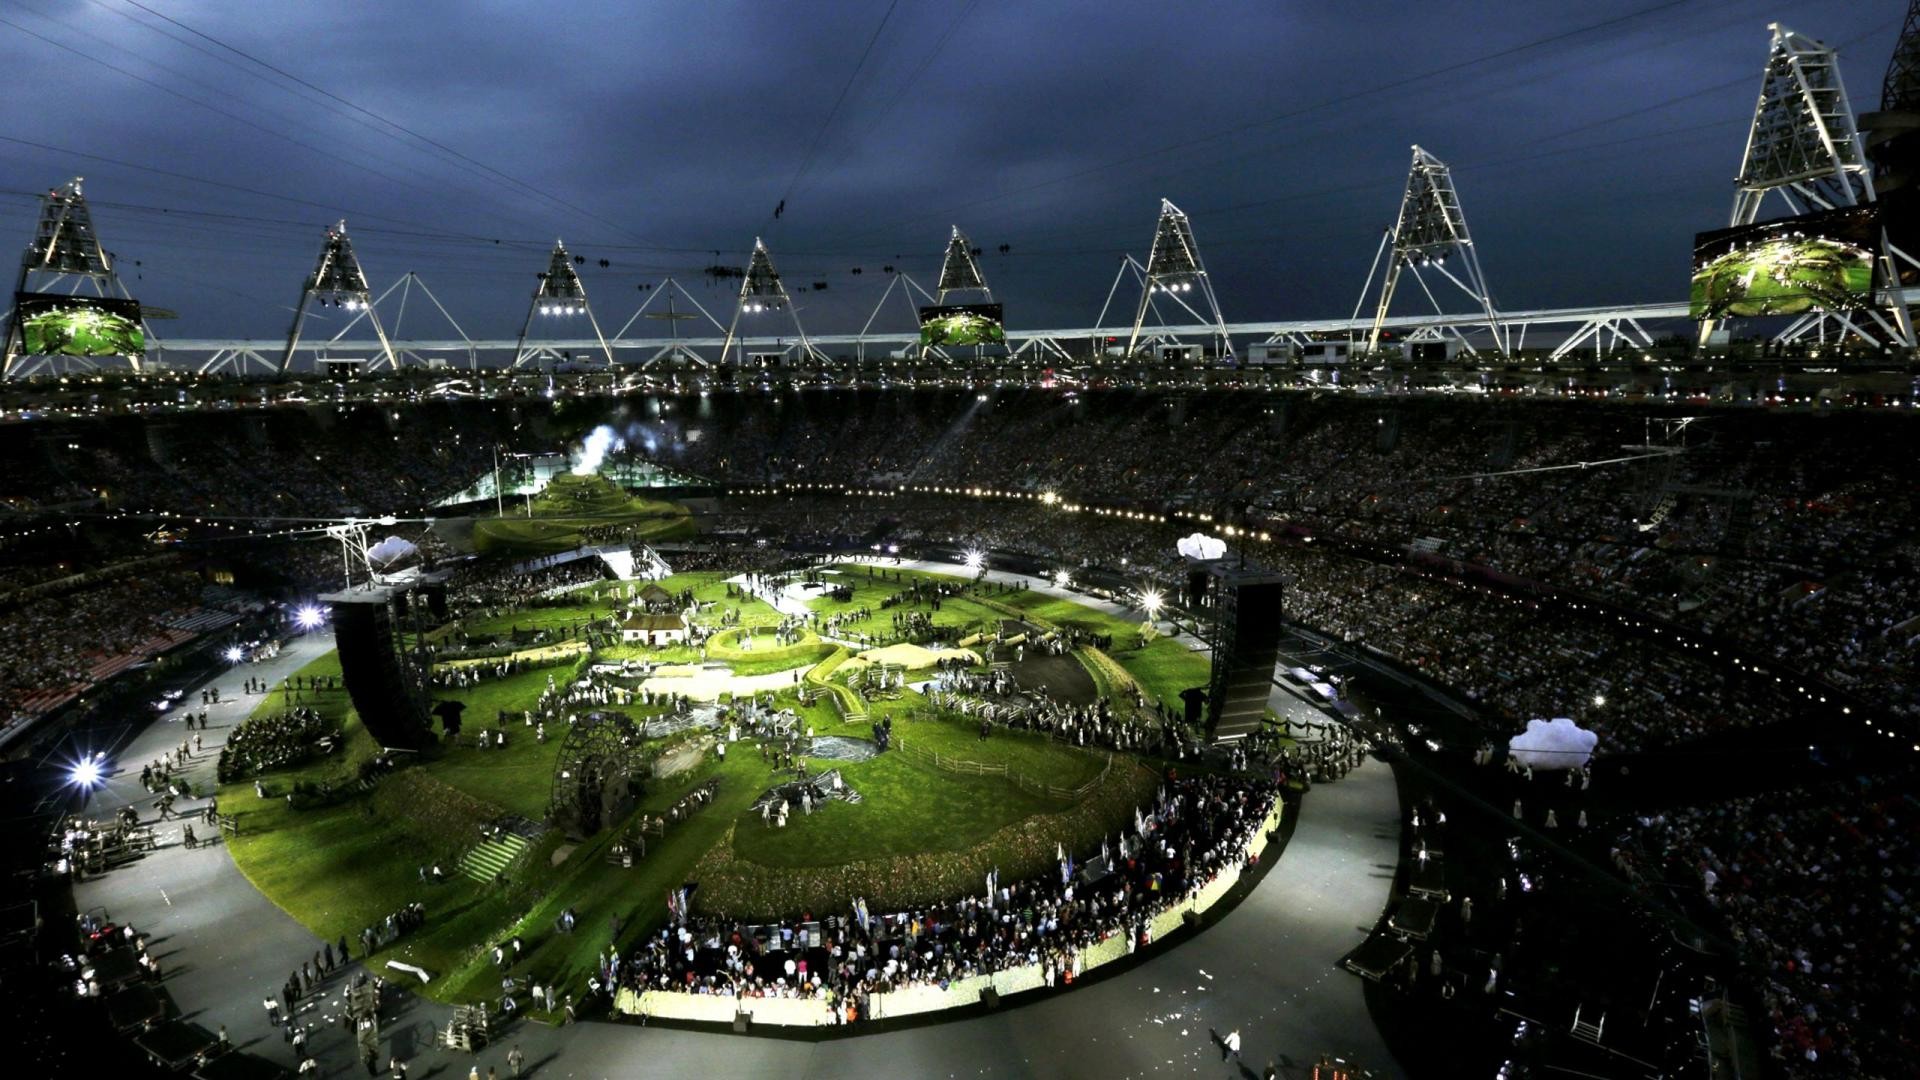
[219,497,1220,1013]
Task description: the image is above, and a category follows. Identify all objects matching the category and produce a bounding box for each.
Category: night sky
[0,0,1904,342]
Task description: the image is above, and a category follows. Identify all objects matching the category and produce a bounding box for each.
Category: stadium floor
[74,598,1407,1079]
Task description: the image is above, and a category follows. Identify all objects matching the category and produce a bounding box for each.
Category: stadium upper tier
[1,390,1912,751]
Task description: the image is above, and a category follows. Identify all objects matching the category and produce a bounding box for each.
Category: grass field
[220,557,1200,1005]
[814,563,1212,707]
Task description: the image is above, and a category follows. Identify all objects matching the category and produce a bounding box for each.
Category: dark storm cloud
[0,0,1902,339]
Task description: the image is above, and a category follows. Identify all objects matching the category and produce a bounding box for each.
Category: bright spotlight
[295,605,324,630]
[1053,569,1071,588]
[962,548,985,573]
[223,646,245,663]
[1140,588,1164,616]
[69,755,103,788]
[1592,694,1607,707]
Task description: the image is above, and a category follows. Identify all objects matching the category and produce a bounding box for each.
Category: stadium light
[68,752,104,789]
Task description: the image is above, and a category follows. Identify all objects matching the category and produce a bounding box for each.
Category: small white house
[621,612,688,647]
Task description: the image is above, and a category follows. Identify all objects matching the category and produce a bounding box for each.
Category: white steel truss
[1710,23,1916,348]
[1126,199,1232,359]
[514,240,614,369]
[3,178,153,378]
[293,271,476,373]
[612,277,727,368]
[279,221,398,375]
[717,238,824,367]
[857,271,940,361]
[1358,146,1506,358]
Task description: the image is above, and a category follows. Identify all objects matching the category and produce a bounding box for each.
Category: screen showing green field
[1690,207,1877,320]
[15,292,145,356]
[918,303,1005,346]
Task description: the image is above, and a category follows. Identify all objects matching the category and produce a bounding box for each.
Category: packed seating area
[0,566,233,731]
[1622,768,1920,1076]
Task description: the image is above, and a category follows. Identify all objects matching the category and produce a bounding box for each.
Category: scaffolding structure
[514,240,614,369]
[3,178,152,378]
[280,221,398,375]
[936,225,992,303]
[1356,146,1507,358]
[1124,199,1231,360]
[1703,23,1915,348]
[717,238,823,367]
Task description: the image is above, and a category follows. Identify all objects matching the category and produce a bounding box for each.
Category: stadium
[2,5,1919,1080]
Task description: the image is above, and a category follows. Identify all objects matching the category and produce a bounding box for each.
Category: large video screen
[15,292,145,356]
[1690,206,1878,320]
[918,303,1006,347]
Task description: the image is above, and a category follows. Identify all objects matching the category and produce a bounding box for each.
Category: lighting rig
[280,220,399,374]
[514,240,614,369]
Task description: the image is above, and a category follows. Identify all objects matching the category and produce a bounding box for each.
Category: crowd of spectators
[614,773,1277,1014]
[1623,770,1919,1077]
[0,567,216,724]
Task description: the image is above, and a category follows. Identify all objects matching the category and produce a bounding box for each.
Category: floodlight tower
[1125,199,1232,360]
[1356,146,1506,358]
[3,178,151,378]
[1705,23,1913,348]
[280,221,397,375]
[717,238,823,367]
[513,240,614,369]
[936,225,992,303]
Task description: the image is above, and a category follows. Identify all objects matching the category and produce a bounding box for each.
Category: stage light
[1140,589,1164,616]
[295,605,324,630]
[224,646,245,663]
[962,548,985,573]
[1053,569,1071,588]
[69,754,103,788]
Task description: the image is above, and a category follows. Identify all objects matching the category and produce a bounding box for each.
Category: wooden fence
[891,735,1112,802]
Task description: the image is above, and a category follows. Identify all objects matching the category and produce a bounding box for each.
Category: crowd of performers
[216,707,341,784]
[609,773,1278,1018]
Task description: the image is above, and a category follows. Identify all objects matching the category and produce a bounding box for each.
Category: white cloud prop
[1177,533,1226,561]
[366,535,418,567]
[1507,717,1598,770]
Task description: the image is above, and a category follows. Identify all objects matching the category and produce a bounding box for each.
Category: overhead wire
[771,0,904,222]
[110,0,652,245]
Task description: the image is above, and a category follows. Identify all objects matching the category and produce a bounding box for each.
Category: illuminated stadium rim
[109,298,1697,360]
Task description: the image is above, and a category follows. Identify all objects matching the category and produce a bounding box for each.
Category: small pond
[806,735,880,762]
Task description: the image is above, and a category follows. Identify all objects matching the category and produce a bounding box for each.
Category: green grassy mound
[472,473,693,556]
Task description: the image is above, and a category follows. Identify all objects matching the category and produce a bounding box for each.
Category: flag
[853,897,870,933]
[986,868,998,907]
